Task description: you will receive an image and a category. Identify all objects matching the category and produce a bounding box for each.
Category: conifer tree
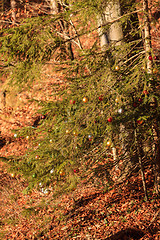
[0,0,159,196]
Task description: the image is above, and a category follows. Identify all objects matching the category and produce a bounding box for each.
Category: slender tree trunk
[97,0,123,50]
[106,1,126,167]
[104,0,133,166]
[142,0,152,73]
[97,14,109,51]
[98,1,146,174]
[10,0,16,24]
[50,0,59,14]
[142,0,160,194]
[97,0,124,165]
[104,0,123,47]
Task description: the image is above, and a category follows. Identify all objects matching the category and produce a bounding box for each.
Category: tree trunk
[10,0,16,24]
[50,0,59,15]
[142,0,160,194]
[142,0,152,73]
[97,0,123,50]
[97,14,109,51]
[104,0,123,47]
[98,1,146,172]
[97,0,124,166]
[104,0,133,166]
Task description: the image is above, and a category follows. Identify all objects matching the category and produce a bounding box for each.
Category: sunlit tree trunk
[97,0,124,165]
[97,14,109,51]
[50,0,59,14]
[10,0,16,24]
[98,0,146,171]
[102,0,126,165]
[104,0,123,47]
[97,0,123,49]
[142,0,152,73]
[142,0,160,194]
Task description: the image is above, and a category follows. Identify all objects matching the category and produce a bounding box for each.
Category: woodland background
[0,0,160,239]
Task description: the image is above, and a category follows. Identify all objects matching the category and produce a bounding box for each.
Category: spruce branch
[56,31,81,48]
[123,50,145,71]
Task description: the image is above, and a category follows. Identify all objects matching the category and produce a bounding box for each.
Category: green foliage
[0,15,66,86]
[1,0,160,194]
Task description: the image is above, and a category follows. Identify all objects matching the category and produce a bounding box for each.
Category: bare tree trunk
[10,0,16,24]
[104,0,129,166]
[142,0,152,73]
[104,0,123,47]
[99,1,146,173]
[97,0,123,50]
[50,0,59,14]
[142,0,160,194]
[97,14,109,51]
[97,0,125,166]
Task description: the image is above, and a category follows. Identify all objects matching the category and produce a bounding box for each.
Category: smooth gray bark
[11,0,16,24]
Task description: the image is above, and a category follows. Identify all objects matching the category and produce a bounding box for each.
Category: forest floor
[0,63,160,240]
[0,0,160,239]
